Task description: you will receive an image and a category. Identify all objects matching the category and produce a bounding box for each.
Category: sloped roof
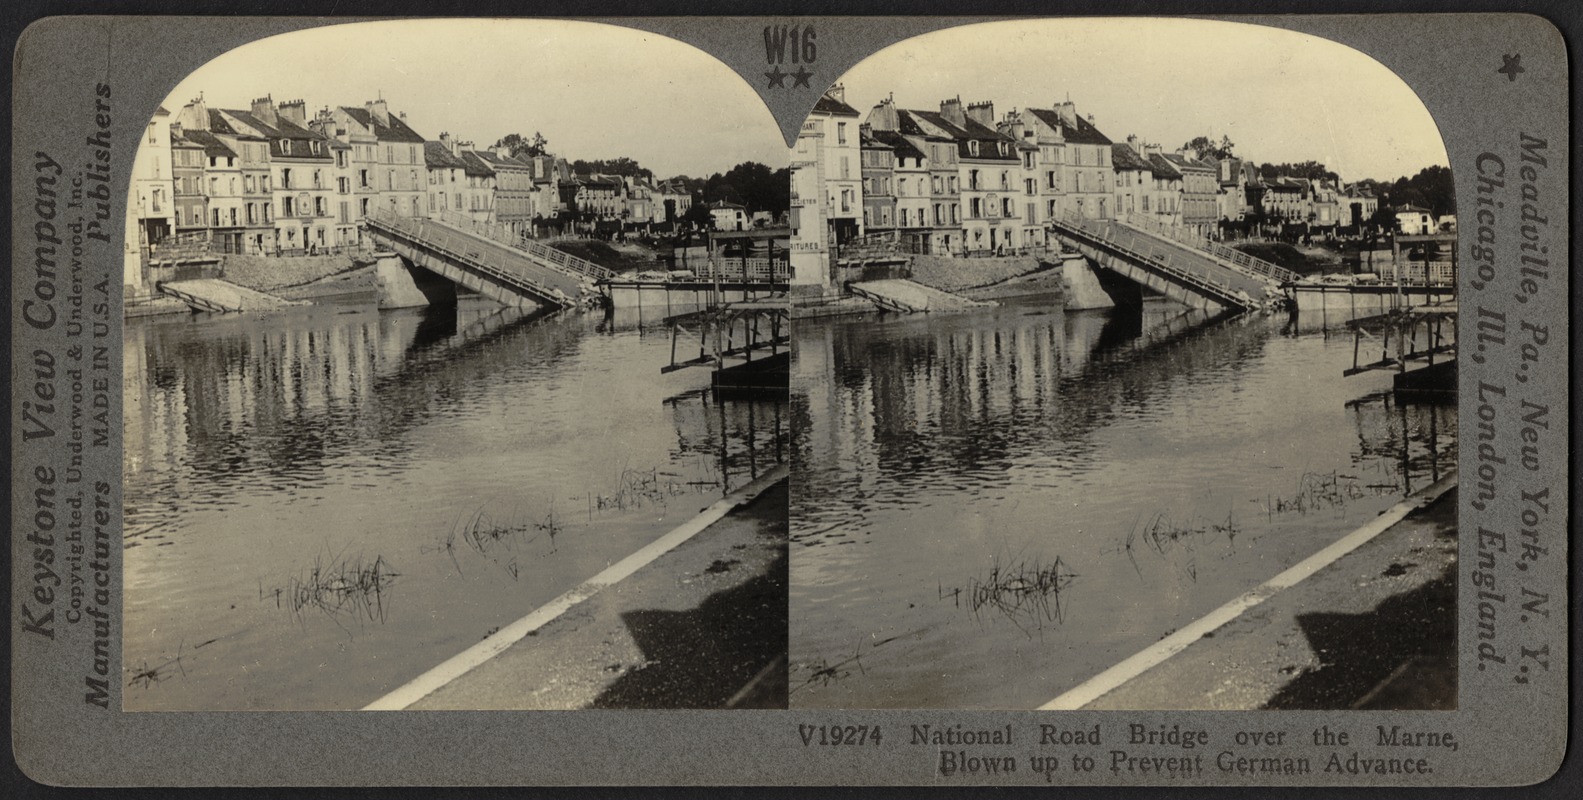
[1147,153,1181,180]
[906,109,1018,161]
[180,129,237,159]
[870,130,926,161]
[339,106,427,143]
[812,93,860,117]
[1111,143,1151,172]
[471,150,529,168]
[1026,107,1113,146]
[459,151,495,177]
[1161,152,1213,173]
[215,109,333,161]
[424,141,469,170]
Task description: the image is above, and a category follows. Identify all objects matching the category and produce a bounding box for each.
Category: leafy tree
[571,157,652,181]
[1182,134,1235,161]
[1259,161,1339,182]
[493,132,548,158]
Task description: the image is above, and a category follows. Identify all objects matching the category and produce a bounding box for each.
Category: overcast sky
[161,19,785,179]
[836,18,1449,183]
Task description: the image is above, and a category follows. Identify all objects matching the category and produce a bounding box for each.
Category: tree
[494,132,548,158]
[1182,134,1235,161]
[571,157,652,181]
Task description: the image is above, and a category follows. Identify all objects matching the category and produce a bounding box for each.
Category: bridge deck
[158,278,303,313]
[365,211,610,309]
[1049,213,1288,311]
[848,278,992,313]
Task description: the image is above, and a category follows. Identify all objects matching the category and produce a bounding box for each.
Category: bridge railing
[695,256,789,283]
[366,211,582,307]
[1053,211,1253,309]
[419,209,614,281]
[1116,213,1299,284]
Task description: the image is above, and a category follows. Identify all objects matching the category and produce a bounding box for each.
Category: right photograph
[787,18,1458,710]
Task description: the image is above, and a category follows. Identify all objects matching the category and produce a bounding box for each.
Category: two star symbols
[765,65,814,89]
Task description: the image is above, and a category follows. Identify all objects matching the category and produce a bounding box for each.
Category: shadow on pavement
[590,548,788,709]
[1264,559,1457,710]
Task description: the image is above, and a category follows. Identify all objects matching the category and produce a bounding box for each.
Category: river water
[789,295,1455,709]
[123,296,786,710]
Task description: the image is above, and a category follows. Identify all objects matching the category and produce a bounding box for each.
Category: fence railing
[1053,211,1252,309]
[1116,213,1299,284]
[367,212,581,307]
[373,209,614,281]
[691,256,789,283]
[1372,260,1456,286]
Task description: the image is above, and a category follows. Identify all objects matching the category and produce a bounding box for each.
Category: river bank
[1074,479,1457,711]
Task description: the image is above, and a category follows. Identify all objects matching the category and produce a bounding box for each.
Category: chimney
[179,98,210,132]
[251,94,277,127]
[1056,100,1077,127]
[866,97,898,132]
[939,96,965,127]
[279,98,307,126]
[366,98,390,127]
[1126,134,1140,154]
[1143,142,1162,157]
[828,83,846,104]
[440,131,456,154]
[965,100,994,128]
[494,144,512,159]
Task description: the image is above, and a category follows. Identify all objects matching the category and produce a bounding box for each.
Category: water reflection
[790,297,1456,709]
[124,298,786,710]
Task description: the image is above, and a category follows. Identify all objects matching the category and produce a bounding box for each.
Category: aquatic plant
[952,555,1079,633]
[269,551,399,627]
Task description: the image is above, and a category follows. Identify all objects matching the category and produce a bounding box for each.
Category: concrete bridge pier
[1061,254,1129,311]
[375,254,458,310]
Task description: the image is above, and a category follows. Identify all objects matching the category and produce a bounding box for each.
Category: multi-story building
[1337,184,1378,228]
[1262,177,1306,222]
[178,98,275,254]
[1111,138,1153,219]
[790,88,863,290]
[196,128,245,251]
[858,126,897,234]
[458,150,497,224]
[995,109,1059,249]
[571,175,624,219]
[1144,150,1184,225]
[1160,151,1218,236]
[324,137,358,247]
[329,99,428,219]
[212,97,337,254]
[169,124,207,236]
[1025,100,1113,221]
[473,147,534,236]
[424,136,470,216]
[864,97,962,254]
[707,200,750,231]
[124,105,177,287]
[654,178,692,226]
[931,98,1022,252]
[1212,156,1251,224]
[815,87,864,246]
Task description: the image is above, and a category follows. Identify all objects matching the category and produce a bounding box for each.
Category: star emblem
[791,66,814,89]
[764,65,788,89]
[1499,53,1525,82]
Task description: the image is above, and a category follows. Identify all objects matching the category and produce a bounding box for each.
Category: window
[1025,178,1036,196]
[969,170,980,190]
[970,198,982,218]
[968,141,979,157]
[837,122,847,145]
[315,197,327,216]
[281,168,292,189]
[313,170,322,189]
[283,197,295,216]
[1002,198,1013,217]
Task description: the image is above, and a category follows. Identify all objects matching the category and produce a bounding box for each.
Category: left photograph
[121,19,791,711]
